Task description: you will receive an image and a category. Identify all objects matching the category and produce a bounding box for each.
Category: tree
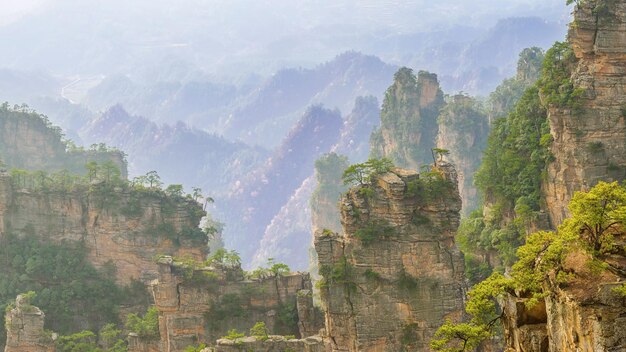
[250,322,269,341]
[560,181,626,252]
[85,161,99,182]
[342,158,394,187]
[431,148,450,164]
[100,161,121,184]
[145,171,162,189]
[165,184,184,198]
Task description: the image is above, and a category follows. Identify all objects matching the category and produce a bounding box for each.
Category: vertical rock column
[544,0,626,225]
[315,163,466,352]
[4,294,55,352]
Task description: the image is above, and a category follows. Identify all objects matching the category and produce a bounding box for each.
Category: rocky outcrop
[315,163,465,351]
[214,335,325,352]
[0,172,207,285]
[4,294,55,352]
[150,257,320,352]
[544,0,626,226]
[0,105,127,177]
[370,69,445,170]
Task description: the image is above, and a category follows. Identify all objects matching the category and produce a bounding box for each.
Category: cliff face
[437,95,489,215]
[315,163,465,351]
[544,0,626,226]
[4,294,55,352]
[149,257,322,352]
[370,70,444,170]
[0,172,207,285]
[0,106,127,177]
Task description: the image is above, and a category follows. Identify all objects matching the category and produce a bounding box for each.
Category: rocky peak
[315,163,465,351]
[370,68,444,170]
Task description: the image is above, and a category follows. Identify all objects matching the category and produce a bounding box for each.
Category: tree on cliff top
[342,158,394,187]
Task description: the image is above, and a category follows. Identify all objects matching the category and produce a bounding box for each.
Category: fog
[1,0,570,78]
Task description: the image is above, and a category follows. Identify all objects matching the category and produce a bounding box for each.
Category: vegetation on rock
[432,181,626,351]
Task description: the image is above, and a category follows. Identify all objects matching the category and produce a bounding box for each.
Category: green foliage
[275,303,299,336]
[396,267,418,291]
[538,41,583,110]
[560,181,626,253]
[318,256,356,291]
[407,168,455,203]
[56,326,126,352]
[430,320,491,352]
[222,329,245,340]
[435,182,626,350]
[207,248,242,269]
[342,158,394,187]
[587,141,604,153]
[248,258,291,279]
[0,234,123,346]
[354,219,395,245]
[250,322,269,341]
[207,293,247,328]
[125,307,160,340]
[370,68,441,168]
[183,344,207,352]
[612,283,626,297]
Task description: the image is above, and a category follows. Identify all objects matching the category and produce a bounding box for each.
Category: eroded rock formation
[4,294,55,352]
[544,0,626,226]
[0,172,207,285]
[315,163,465,351]
[148,256,322,352]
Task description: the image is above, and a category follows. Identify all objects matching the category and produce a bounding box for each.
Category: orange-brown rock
[149,256,320,352]
[315,163,465,351]
[0,172,207,285]
[4,294,55,352]
[544,0,626,226]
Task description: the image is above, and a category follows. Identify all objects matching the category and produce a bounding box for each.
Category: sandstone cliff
[544,0,626,226]
[147,256,322,352]
[315,163,465,351]
[0,172,207,285]
[4,294,55,352]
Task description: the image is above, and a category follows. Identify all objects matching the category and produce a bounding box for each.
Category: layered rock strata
[544,0,626,225]
[0,172,207,284]
[4,294,55,352]
[149,257,321,352]
[315,163,465,351]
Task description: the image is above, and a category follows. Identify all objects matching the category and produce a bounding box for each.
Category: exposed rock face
[544,0,626,226]
[0,106,127,177]
[150,257,320,352]
[315,163,465,351]
[501,295,549,352]
[370,69,445,170]
[214,335,325,352]
[4,294,55,352]
[0,172,207,285]
[437,94,489,215]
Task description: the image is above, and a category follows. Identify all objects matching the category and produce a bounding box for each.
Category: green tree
[125,306,159,339]
[145,171,162,189]
[342,158,394,187]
